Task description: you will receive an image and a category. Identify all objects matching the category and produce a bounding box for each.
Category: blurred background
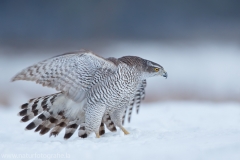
[0,0,240,107]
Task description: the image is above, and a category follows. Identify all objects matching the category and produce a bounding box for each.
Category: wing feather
[12,50,117,101]
[122,79,147,124]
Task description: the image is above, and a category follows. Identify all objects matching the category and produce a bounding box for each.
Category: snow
[1,101,240,160]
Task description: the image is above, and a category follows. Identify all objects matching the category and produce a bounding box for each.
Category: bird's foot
[95,132,100,138]
[120,127,130,135]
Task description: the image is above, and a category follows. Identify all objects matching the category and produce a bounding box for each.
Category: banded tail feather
[18,93,118,139]
[64,120,80,139]
[126,79,147,123]
[35,124,43,132]
[136,79,147,114]
[25,111,51,130]
[141,79,147,100]
[78,118,110,138]
[50,119,68,137]
[122,106,128,125]
[78,123,88,138]
[99,122,105,136]
[39,115,63,135]
[18,93,60,123]
[103,114,117,132]
[135,89,142,114]
[18,93,71,138]
[127,98,135,123]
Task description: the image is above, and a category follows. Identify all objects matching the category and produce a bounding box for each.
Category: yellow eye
[154,68,159,72]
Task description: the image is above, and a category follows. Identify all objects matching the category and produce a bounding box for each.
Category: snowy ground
[0,101,240,160]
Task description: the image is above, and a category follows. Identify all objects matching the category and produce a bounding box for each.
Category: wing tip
[11,76,19,82]
[11,74,27,82]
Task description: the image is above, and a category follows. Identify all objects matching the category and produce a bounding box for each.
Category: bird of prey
[12,49,167,139]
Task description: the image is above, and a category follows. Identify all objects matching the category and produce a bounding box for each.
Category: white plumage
[13,49,167,139]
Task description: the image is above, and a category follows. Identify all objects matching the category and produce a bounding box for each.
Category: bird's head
[118,56,167,79]
[142,59,168,79]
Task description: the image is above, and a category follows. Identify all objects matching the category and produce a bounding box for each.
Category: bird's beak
[162,71,168,79]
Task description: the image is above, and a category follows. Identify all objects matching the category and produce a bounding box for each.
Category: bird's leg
[110,107,130,135]
[95,132,100,138]
[85,104,106,139]
[120,126,130,135]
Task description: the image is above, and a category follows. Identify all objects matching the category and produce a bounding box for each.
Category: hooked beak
[162,71,168,79]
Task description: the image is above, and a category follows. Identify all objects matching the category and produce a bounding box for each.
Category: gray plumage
[13,49,167,139]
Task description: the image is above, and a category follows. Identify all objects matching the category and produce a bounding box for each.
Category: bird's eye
[154,68,159,72]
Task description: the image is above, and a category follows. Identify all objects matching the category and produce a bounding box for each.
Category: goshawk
[12,50,167,139]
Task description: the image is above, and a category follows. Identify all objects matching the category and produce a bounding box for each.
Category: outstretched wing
[12,50,117,101]
[122,79,147,124]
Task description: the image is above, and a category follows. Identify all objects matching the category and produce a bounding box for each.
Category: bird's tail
[18,92,83,139]
[18,93,118,139]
